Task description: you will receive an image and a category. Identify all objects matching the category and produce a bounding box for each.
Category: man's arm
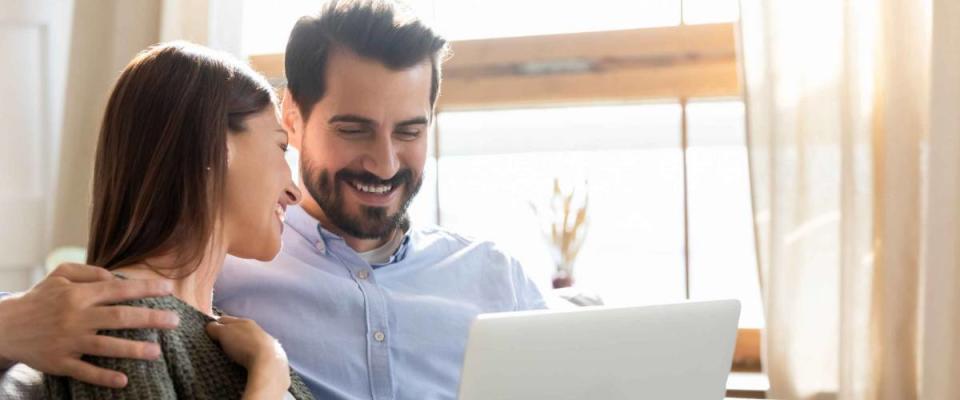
[0,263,179,388]
[45,327,177,400]
[509,257,549,311]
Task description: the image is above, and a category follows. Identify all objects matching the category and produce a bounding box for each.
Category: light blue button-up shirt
[213,205,546,400]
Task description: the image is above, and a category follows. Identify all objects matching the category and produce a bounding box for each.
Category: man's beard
[302,161,421,240]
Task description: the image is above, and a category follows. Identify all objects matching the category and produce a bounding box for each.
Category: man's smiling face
[287,46,432,240]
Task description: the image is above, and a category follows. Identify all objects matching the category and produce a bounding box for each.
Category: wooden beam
[439,23,738,109]
[733,328,762,372]
[249,22,740,109]
[444,23,736,70]
[439,57,737,110]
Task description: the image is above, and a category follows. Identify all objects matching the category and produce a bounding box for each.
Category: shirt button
[357,270,370,280]
[315,241,325,252]
[373,331,386,342]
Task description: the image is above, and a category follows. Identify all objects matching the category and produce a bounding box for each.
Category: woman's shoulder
[112,294,197,314]
[289,371,316,400]
[41,297,181,399]
[104,295,200,337]
[114,294,180,310]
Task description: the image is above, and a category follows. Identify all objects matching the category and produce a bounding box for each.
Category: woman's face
[223,106,302,260]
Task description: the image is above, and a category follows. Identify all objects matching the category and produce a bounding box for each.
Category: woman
[43,41,314,399]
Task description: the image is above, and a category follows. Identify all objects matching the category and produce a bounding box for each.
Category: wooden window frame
[250,21,764,397]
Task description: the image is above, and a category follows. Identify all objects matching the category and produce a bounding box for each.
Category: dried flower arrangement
[530,177,589,288]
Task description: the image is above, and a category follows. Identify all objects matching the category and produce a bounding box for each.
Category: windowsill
[725,371,769,399]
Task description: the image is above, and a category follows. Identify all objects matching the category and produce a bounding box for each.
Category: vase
[552,269,574,288]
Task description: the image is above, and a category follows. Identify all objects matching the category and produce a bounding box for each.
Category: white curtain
[739,0,960,398]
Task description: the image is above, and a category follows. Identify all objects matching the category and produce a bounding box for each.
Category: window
[433,100,762,328]
[686,101,762,329]
[436,104,687,305]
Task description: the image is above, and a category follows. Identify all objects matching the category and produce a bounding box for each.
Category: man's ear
[281,88,303,151]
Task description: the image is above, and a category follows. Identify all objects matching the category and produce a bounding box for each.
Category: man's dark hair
[285,0,449,121]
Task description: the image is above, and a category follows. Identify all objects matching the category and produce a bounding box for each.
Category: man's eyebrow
[328,114,376,125]
[274,128,288,139]
[396,116,429,127]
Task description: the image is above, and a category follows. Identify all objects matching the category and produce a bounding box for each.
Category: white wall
[0,0,74,292]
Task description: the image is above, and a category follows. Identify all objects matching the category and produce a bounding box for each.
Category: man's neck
[340,228,396,253]
[301,200,397,253]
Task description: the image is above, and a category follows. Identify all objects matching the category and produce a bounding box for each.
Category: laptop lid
[458,299,741,400]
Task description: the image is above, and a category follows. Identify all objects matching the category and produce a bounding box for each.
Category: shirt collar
[285,205,325,252]
[377,233,411,267]
[285,205,412,265]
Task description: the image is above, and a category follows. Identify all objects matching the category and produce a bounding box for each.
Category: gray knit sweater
[42,295,314,400]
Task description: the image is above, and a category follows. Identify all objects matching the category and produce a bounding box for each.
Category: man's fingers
[49,263,114,283]
[76,335,162,360]
[87,279,174,306]
[88,306,179,331]
[60,358,128,389]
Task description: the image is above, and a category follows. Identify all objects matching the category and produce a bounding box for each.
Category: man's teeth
[354,182,393,194]
[276,204,285,223]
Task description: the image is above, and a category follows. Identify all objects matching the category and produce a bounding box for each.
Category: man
[0,1,546,399]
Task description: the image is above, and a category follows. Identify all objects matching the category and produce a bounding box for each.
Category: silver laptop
[457,299,741,400]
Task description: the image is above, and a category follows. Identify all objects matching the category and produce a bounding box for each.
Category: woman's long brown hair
[87,42,275,276]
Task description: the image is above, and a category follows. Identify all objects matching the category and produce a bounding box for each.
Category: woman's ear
[281,89,303,151]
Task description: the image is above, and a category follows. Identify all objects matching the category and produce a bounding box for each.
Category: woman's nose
[282,183,302,205]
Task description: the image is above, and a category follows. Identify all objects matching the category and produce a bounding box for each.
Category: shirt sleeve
[510,257,548,311]
[44,328,177,400]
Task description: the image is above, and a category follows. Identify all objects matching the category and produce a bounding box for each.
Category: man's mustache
[334,169,413,187]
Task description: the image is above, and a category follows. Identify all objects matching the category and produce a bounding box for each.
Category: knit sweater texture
[42,294,314,400]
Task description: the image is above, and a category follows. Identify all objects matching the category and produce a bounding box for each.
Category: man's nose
[362,137,400,180]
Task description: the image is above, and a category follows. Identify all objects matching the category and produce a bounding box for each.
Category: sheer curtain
[739,0,960,398]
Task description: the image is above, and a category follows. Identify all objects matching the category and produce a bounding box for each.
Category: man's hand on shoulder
[0,263,180,388]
